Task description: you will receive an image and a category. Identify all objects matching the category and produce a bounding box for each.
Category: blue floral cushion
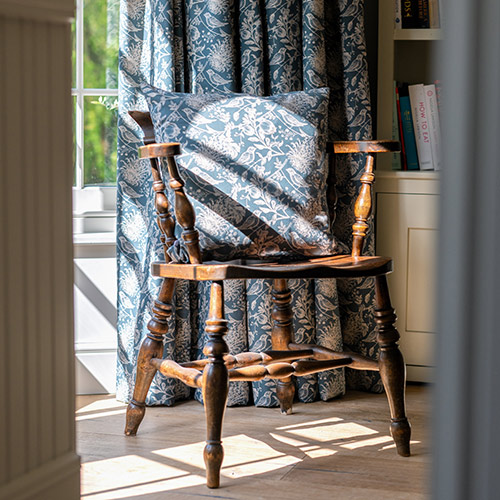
[141,83,342,261]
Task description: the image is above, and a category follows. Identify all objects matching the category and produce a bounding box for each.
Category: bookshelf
[375,0,441,382]
[393,28,443,41]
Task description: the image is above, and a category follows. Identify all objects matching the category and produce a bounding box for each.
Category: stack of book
[395,0,441,29]
[392,81,442,171]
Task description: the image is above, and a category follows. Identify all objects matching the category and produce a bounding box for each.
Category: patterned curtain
[116,0,382,407]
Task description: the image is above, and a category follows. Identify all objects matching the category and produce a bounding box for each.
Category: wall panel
[0,2,79,498]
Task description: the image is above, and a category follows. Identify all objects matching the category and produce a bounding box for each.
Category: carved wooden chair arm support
[341,140,400,258]
[138,141,202,264]
[352,154,375,257]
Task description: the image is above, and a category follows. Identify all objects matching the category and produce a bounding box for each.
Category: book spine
[395,84,407,170]
[424,84,442,170]
[419,0,430,28]
[401,0,417,28]
[402,0,430,29]
[434,79,442,111]
[395,0,402,29]
[399,94,419,170]
[392,81,403,170]
[429,0,440,28]
[408,83,433,170]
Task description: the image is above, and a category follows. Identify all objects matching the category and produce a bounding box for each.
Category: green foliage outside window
[73,0,119,186]
[83,0,118,89]
[84,96,118,185]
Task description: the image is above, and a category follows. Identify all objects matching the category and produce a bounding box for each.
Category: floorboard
[77,384,430,499]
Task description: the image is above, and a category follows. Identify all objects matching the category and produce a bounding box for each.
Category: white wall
[74,236,117,394]
[0,1,80,498]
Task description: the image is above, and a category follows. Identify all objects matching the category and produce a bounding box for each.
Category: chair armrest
[138,142,182,159]
[328,140,400,154]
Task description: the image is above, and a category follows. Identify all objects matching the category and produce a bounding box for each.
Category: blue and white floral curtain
[116,0,382,406]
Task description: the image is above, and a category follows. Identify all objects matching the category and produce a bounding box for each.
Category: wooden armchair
[124,111,411,489]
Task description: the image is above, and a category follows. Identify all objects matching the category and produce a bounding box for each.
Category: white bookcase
[375,0,442,382]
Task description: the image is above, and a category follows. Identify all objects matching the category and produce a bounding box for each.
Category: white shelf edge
[394,28,443,41]
[73,231,116,245]
[75,342,117,353]
[376,170,440,180]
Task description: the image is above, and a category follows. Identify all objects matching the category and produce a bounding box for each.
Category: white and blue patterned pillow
[141,83,341,261]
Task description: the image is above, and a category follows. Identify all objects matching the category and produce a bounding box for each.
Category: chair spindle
[164,154,203,264]
[352,154,375,257]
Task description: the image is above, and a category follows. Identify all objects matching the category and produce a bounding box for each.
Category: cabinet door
[376,192,438,382]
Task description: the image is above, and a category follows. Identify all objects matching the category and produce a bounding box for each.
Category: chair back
[130,111,202,264]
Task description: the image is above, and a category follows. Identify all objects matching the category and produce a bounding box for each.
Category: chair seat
[151,254,393,281]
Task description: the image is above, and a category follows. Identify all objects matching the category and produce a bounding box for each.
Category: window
[72,0,119,225]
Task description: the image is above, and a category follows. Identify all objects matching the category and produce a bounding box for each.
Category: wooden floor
[77,384,430,500]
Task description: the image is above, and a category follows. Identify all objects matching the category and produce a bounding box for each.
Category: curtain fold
[116,0,381,406]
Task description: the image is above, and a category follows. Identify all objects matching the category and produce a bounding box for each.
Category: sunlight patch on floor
[276,416,344,430]
[77,387,430,499]
[82,473,207,499]
[81,433,303,498]
[285,421,378,442]
[340,435,394,450]
[76,397,126,415]
[302,447,338,458]
[154,433,302,478]
[76,408,127,421]
[268,432,309,447]
[81,454,205,499]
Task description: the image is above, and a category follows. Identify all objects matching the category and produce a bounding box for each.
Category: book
[402,0,430,29]
[392,81,403,170]
[424,84,442,170]
[408,83,433,170]
[434,79,442,111]
[395,83,407,170]
[395,0,402,29]
[398,84,419,170]
[429,0,440,28]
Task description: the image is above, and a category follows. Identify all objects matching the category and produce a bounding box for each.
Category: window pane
[83,0,118,89]
[84,96,118,185]
[73,96,77,186]
[71,19,76,87]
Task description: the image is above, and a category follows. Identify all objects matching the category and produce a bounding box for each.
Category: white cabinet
[375,172,439,382]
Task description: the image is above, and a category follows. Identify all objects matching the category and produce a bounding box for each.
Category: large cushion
[141,83,342,261]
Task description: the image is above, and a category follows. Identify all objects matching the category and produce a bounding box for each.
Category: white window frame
[72,0,118,236]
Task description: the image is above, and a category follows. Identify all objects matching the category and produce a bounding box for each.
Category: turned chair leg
[124,278,175,436]
[271,279,295,415]
[202,281,229,488]
[374,275,411,456]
